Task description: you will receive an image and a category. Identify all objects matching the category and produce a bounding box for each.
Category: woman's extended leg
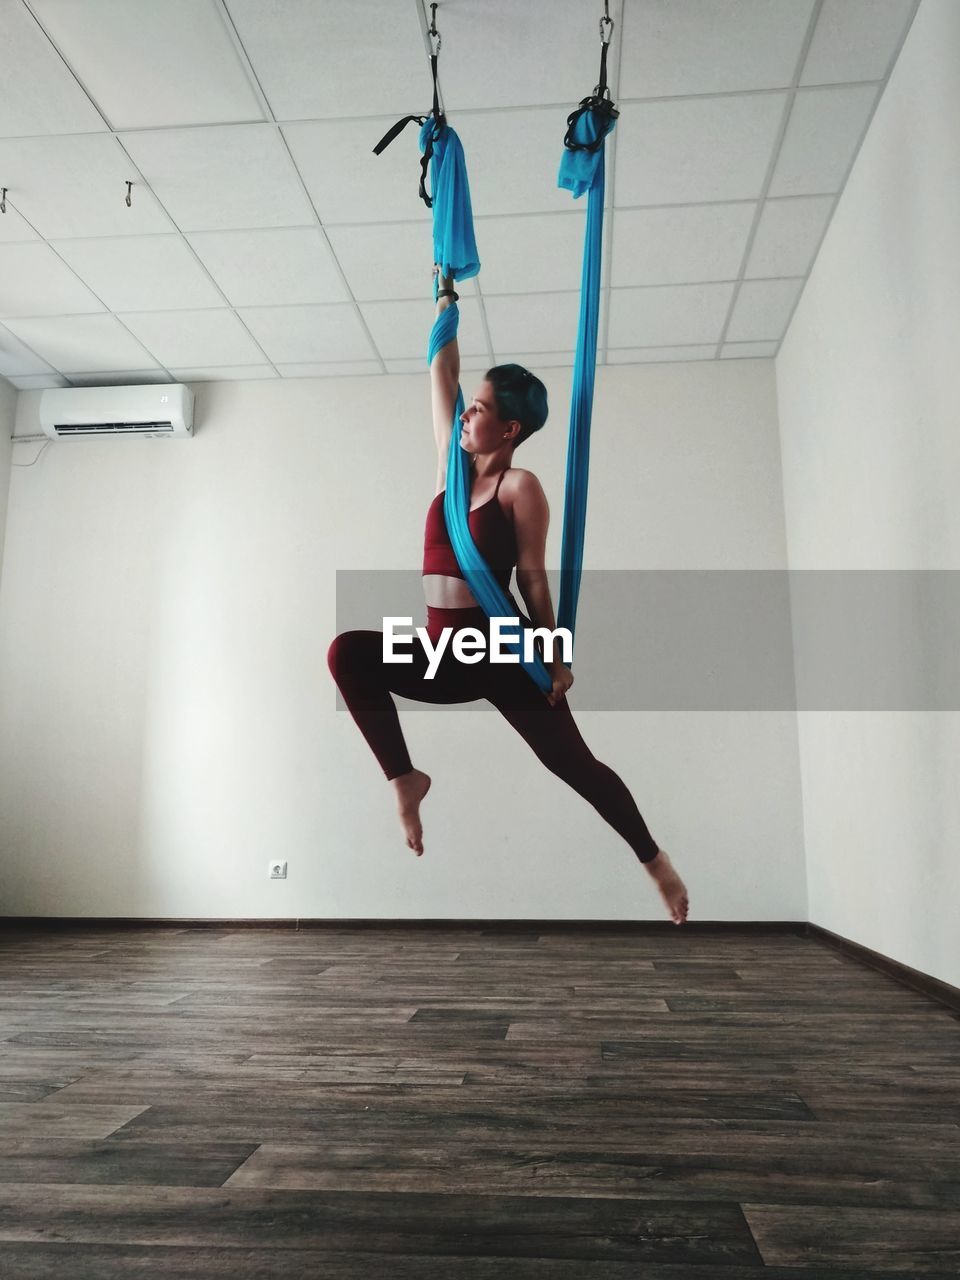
[327,629,427,781]
[325,608,486,853]
[483,654,689,922]
[488,677,659,862]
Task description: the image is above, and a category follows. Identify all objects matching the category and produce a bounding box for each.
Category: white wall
[0,378,14,585]
[776,0,960,986]
[0,359,804,920]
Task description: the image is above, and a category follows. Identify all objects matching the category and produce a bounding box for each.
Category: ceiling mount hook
[600,0,614,44]
[0,188,6,215]
[427,2,441,55]
[125,180,132,208]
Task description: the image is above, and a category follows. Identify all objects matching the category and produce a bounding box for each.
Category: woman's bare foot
[644,848,689,924]
[389,768,432,856]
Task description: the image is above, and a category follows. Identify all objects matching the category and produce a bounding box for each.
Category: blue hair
[485,364,548,446]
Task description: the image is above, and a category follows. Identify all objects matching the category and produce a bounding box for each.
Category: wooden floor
[0,923,958,1278]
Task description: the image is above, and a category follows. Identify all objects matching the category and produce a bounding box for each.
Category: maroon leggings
[326,604,659,864]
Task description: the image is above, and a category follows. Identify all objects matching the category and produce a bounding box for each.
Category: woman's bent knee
[326,629,368,681]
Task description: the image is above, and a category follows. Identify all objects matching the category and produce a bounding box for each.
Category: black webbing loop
[563,93,619,154]
[372,114,426,156]
[564,9,619,153]
[597,38,610,96]
[372,33,446,209]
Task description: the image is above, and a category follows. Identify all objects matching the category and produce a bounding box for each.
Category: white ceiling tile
[484,292,583,355]
[359,298,487,361]
[471,214,601,294]
[51,235,225,311]
[0,0,107,137]
[458,110,598,219]
[374,359,420,376]
[224,0,426,120]
[439,0,617,110]
[383,355,491,376]
[170,366,278,382]
[0,321,59,376]
[238,305,377,364]
[720,342,780,358]
[616,95,788,206]
[612,204,755,285]
[186,228,349,306]
[494,352,575,369]
[283,117,438,226]
[725,279,804,341]
[119,309,266,368]
[607,346,716,364]
[0,202,41,243]
[768,85,880,196]
[6,372,70,389]
[745,196,835,278]
[801,0,917,86]
[621,0,815,97]
[0,134,175,238]
[275,362,383,378]
[324,222,480,302]
[29,0,265,129]
[1,314,161,372]
[608,283,734,347]
[457,355,493,375]
[67,369,174,385]
[120,124,314,231]
[0,243,104,317]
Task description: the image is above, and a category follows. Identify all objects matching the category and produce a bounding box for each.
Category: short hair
[484,364,548,447]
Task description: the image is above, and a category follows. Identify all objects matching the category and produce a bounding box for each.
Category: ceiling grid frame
[713,0,827,357]
[11,0,284,379]
[762,0,926,355]
[2,1,178,381]
[215,0,390,375]
[0,0,924,387]
[598,0,625,366]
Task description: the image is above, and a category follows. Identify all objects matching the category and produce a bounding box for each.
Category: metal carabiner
[428,1,441,53]
[599,15,614,45]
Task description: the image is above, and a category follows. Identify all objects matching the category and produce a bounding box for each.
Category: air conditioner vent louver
[39,385,194,439]
[53,421,175,434]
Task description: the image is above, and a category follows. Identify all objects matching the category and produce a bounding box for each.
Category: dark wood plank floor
[0,924,958,1277]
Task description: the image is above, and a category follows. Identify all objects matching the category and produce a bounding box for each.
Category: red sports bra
[422,467,517,592]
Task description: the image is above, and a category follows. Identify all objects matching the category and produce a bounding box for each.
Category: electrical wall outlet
[269,860,288,879]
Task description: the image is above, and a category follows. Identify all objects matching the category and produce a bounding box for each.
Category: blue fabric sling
[555,103,615,643]
[423,104,615,693]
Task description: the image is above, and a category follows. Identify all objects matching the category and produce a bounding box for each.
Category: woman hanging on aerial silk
[326,269,689,924]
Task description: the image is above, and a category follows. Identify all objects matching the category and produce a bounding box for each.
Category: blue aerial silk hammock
[422,102,616,693]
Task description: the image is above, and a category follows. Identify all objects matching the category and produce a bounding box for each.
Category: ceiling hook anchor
[125,180,133,209]
[0,188,6,214]
[427,2,441,55]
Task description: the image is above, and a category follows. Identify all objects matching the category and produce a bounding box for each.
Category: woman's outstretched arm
[430,266,460,494]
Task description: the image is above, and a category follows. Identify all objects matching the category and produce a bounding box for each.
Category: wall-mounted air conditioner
[38,384,194,439]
